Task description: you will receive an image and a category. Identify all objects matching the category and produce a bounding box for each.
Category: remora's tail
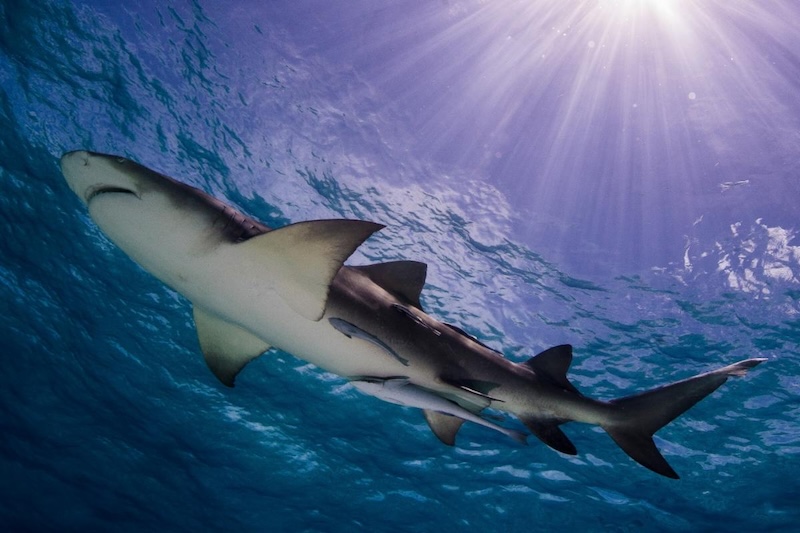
[604,358,766,479]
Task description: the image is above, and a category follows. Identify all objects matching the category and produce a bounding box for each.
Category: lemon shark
[61,150,766,479]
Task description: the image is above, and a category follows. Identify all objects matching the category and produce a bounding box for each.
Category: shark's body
[61,150,765,478]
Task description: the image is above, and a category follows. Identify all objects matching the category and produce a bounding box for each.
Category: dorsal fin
[521,344,580,394]
[352,261,427,308]
[237,219,383,321]
[193,307,271,387]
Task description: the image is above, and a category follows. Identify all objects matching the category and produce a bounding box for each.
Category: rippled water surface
[1,1,798,531]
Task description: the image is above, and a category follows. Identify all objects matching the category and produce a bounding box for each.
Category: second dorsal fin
[520,344,580,394]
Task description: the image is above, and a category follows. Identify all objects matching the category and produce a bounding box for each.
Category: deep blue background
[1,1,798,531]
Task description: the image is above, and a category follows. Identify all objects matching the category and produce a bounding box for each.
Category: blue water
[2,1,799,531]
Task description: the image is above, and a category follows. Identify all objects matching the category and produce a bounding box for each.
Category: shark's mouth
[86,185,139,204]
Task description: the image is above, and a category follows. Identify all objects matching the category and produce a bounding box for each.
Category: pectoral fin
[237,219,384,321]
[193,307,271,387]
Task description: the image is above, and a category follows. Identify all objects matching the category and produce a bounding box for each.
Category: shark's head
[61,150,268,284]
[62,150,147,206]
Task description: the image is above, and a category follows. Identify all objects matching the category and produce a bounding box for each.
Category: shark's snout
[61,150,90,199]
[61,150,139,204]
[61,150,90,167]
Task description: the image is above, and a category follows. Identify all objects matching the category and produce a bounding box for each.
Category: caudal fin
[604,358,766,479]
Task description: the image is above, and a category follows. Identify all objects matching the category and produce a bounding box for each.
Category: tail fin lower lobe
[604,358,766,479]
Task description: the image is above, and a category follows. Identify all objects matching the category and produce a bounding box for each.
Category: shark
[61,150,766,479]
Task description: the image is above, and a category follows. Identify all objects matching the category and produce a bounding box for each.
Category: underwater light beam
[356,0,800,272]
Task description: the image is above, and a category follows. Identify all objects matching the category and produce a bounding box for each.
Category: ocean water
[1,1,799,531]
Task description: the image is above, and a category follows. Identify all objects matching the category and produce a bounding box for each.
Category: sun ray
[339,0,799,273]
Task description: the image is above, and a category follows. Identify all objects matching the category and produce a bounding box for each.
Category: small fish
[329,317,409,366]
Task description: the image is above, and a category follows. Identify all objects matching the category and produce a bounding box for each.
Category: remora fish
[61,150,766,479]
[350,377,527,444]
[329,317,410,366]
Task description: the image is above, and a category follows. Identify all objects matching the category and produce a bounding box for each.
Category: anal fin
[423,410,465,446]
[193,307,271,387]
[520,417,577,455]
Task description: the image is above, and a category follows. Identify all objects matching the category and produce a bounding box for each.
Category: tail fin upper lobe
[604,358,766,479]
